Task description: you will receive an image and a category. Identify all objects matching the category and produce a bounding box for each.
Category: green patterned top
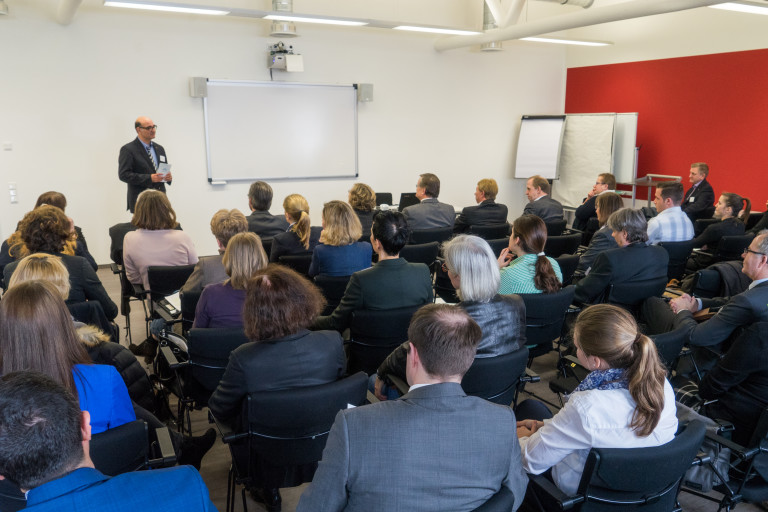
[498,253,562,295]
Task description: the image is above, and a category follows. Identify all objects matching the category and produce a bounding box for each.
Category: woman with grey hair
[372,235,526,400]
[574,208,668,305]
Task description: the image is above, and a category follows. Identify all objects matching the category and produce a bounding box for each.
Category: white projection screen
[203,80,358,182]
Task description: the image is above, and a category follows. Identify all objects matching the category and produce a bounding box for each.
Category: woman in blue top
[0,280,135,435]
[309,200,372,277]
[498,214,562,295]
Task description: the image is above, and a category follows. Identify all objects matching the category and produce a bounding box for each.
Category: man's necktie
[146,145,157,170]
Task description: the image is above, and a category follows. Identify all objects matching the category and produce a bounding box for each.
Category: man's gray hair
[442,235,500,303]
[755,230,768,254]
[606,208,648,244]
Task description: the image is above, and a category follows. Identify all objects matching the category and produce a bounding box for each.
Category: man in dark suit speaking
[298,303,528,512]
[118,116,173,213]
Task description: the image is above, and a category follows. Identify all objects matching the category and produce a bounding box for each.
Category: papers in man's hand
[157,163,172,176]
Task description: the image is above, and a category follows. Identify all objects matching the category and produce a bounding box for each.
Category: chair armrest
[692,451,712,467]
[210,412,247,445]
[132,283,148,297]
[110,263,122,274]
[528,473,584,511]
[159,345,187,371]
[705,431,761,461]
[695,249,714,258]
[148,426,177,467]
[521,368,541,384]
[387,374,409,395]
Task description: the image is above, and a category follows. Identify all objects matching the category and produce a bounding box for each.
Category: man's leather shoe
[249,487,281,512]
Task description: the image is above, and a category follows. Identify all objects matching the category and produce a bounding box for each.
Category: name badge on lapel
[160,155,167,163]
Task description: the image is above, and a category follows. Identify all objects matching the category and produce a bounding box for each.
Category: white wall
[0,1,566,262]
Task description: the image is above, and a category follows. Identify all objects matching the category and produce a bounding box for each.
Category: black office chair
[545,232,582,257]
[180,288,202,335]
[314,275,351,316]
[604,277,667,318]
[690,269,721,299]
[158,327,250,434]
[461,347,538,407]
[68,300,118,342]
[409,226,453,245]
[278,253,313,276]
[710,233,755,263]
[375,192,393,206]
[90,419,176,476]
[649,325,689,375]
[581,217,600,246]
[399,241,439,275]
[215,372,368,512]
[556,254,580,287]
[694,218,718,237]
[746,211,764,231]
[348,304,422,375]
[468,223,510,240]
[659,240,696,281]
[487,238,509,258]
[110,250,144,344]
[398,192,420,211]
[518,285,577,367]
[528,420,707,512]
[434,261,460,303]
[545,219,567,237]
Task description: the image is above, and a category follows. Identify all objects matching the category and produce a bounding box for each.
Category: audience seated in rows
[453,178,508,233]
[523,175,564,224]
[572,173,616,232]
[498,214,562,295]
[208,265,346,510]
[646,181,694,245]
[309,200,372,278]
[298,304,528,512]
[574,208,668,305]
[686,192,750,272]
[246,181,289,240]
[0,372,217,512]
[180,208,248,296]
[269,193,321,262]
[3,205,118,320]
[516,304,678,497]
[682,162,716,222]
[374,234,525,401]
[348,183,376,241]
[193,232,267,329]
[573,192,623,281]
[402,173,456,230]
[313,210,432,333]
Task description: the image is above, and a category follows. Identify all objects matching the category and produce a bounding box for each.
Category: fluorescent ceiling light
[709,2,768,15]
[393,26,481,36]
[104,1,228,15]
[521,37,611,46]
[264,15,367,26]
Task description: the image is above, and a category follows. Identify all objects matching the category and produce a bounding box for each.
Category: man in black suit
[118,116,172,213]
[681,162,715,222]
[313,210,433,332]
[453,178,509,233]
[572,173,616,231]
[574,208,668,305]
[522,175,564,223]
[246,181,289,239]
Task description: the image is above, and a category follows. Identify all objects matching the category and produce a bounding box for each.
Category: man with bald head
[118,116,173,212]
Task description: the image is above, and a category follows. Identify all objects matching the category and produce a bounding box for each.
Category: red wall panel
[565,48,768,205]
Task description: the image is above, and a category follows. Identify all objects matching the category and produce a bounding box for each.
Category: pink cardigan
[123,229,198,289]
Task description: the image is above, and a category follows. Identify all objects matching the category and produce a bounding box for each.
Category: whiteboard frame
[514,115,566,181]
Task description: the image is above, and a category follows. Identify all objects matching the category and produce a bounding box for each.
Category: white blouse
[519,380,678,495]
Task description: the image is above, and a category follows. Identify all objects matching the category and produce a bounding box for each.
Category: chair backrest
[649,326,689,373]
[434,263,460,304]
[518,286,576,362]
[314,274,352,316]
[67,301,114,340]
[693,218,718,237]
[278,253,313,276]
[349,304,423,375]
[461,347,529,406]
[180,288,203,333]
[187,327,251,392]
[659,240,696,281]
[398,192,420,211]
[245,372,368,466]
[691,269,721,299]
[575,420,706,512]
[399,242,439,271]
[468,223,510,240]
[409,226,454,245]
[556,254,580,287]
[487,238,509,258]
[545,218,567,237]
[544,232,583,257]
[715,233,755,262]
[260,238,273,258]
[605,277,667,311]
[90,420,149,476]
[376,192,393,206]
[146,264,196,302]
[746,212,764,231]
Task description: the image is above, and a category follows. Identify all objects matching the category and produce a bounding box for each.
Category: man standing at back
[681,162,715,222]
[118,116,172,213]
[402,173,455,230]
[246,181,289,239]
[646,181,694,245]
[298,304,528,512]
[0,371,217,511]
[523,175,564,223]
[453,178,509,233]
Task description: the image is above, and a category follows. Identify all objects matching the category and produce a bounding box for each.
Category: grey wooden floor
[97,266,759,512]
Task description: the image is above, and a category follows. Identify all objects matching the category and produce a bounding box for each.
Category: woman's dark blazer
[269,226,322,262]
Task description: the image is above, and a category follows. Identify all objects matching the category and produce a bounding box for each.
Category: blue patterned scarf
[573,368,628,393]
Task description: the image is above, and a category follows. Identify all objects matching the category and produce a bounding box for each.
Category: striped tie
[146,145,157,170]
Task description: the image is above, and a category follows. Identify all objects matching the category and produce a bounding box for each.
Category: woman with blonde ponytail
[269,194,322,262]
[516,304,678,495]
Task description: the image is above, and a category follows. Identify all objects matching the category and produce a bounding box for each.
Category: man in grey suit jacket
[118,116,172,212]
[246,181,289,239]
[522,175,564,223]
[298,304,528,512]
[402,173,456,230]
